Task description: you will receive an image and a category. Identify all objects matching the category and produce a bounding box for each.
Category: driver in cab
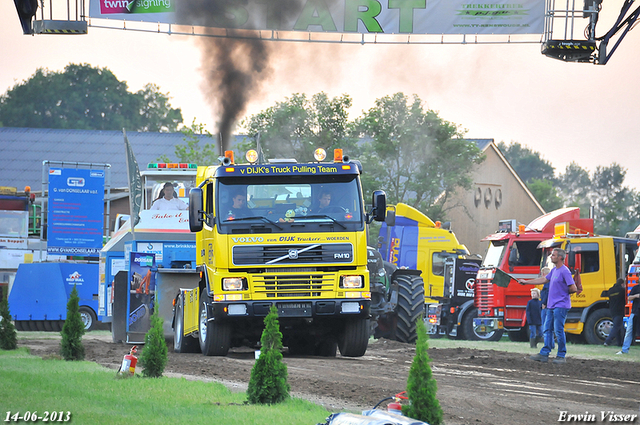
[310,191,332,214]
[150,182,187,211]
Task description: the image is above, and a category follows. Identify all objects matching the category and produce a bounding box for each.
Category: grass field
[0,347,330,425]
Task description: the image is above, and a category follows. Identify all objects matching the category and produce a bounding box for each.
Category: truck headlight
[341,275,363,288]
[222,277,244,291]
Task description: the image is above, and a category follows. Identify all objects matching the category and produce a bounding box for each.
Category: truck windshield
[482,241,506,268]
[216,174,364,233]
[144,176,196,210]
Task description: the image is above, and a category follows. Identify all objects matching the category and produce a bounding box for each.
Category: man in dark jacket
[603,278,626,346]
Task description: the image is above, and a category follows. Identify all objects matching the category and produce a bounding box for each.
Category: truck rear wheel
[338,318,369,357]
[394,274,425,343]
[79,307,96,331]
[198,296,231,356]
[584,308,612,345]
[461,308,504,341]
[173,294,200,353]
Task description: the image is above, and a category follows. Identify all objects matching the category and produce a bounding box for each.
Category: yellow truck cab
[173,148,387,357]
[538,223,637,344]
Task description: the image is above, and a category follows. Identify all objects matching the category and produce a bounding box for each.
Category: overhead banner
[47,168,105,256]
[89,0,544,35]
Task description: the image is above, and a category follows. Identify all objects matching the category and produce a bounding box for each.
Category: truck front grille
[474,279,494,315]
[253,273,334,298]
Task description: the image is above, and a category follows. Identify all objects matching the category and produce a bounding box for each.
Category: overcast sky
[2,1,639,190]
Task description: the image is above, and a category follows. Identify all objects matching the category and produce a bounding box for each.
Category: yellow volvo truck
[172,148,387,357]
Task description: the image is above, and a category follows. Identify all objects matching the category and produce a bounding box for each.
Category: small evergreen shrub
[140,308,168,378]
[247,305,289,404]
[402,319,443,425]
[0,298,18,350]
[60,286,85,361]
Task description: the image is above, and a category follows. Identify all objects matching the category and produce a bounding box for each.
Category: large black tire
[79,307,97,331]
[394,274,425,343]
[338,318,369,357]
[198,295,231,356]
[315,337,338,357]
[461,308,504,341]
[584,308,612,345]
[173,294,200,353]
[507,327,529,342]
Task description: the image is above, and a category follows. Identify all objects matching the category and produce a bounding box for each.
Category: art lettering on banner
[89,0,545,35]
[127,252,156,334]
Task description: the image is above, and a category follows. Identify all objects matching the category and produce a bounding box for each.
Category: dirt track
[20,332,640,425]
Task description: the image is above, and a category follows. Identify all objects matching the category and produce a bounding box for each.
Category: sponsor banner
[89,0,544,35]
[128,252,156,333]
[47,168,105,256]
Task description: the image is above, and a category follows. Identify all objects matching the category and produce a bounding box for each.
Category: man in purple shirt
[519,248,577,364]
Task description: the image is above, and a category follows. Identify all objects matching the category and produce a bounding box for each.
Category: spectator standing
[603,278,626,347]
[617,283,640,355]
[520,248,577,364]
[526,288,543,348]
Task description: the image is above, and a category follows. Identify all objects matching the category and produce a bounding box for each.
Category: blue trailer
[9,262,101,331]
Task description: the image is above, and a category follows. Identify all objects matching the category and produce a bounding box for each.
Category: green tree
[140,308,168,378]
[0,63,182,132]
[60,286,85,361]
[558,162,640,235]
[159,120,218,165]
[497,141,556,183]
[557,162,592,215]
[591,164,639,235]
[0,298,18,350]
[247,305,289,404]
[497,141,561,211]
[353,93,483,220]
[528,178,564,212]
[402,319,443,425]
[240,92,356,162]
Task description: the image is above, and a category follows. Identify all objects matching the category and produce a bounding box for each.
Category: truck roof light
[246,149,258,164]
[224,150,235,165]
[518,224,526,233]
[333,148,343,162]
[435,221,441,229]
[314,148,327,162]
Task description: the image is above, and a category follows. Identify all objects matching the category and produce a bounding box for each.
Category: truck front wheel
[338,318,369,357]
[199,297,231,356]
[461,308,504,341]
[173,294,200,353]
[584,308,612,345]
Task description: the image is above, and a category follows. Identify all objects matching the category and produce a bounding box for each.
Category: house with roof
[443,139,545,256]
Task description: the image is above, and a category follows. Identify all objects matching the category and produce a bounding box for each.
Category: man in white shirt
[150,182,187,210]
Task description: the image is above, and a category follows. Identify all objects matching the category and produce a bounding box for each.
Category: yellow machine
[537,223,638,344]
[173,148,387,357]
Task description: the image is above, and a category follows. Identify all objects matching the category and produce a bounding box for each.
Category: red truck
[472,207,593,341]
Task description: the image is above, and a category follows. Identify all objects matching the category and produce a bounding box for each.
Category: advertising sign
[89,0,545,35]
[47,168,105,256]
[127,252,156,334]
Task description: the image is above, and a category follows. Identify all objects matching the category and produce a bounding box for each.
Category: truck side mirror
[385,209,396,227]
[189,188,204,232]
[371,190,386,222]
[568,251,576,269]
[508,246,518,265]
